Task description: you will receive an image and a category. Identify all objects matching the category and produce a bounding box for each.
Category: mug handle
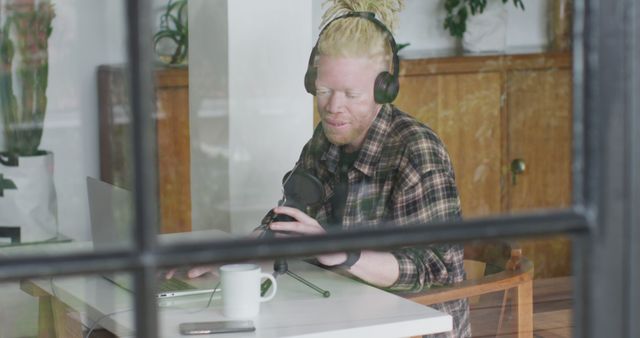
[259,273,277,302]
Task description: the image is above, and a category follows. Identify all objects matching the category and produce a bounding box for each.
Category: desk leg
[21,279,86,338]
[515,280,533,338]
[37,296,55,338]
[51,297,83,338]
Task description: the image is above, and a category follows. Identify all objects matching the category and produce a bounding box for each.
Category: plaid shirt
[292,104,470,337]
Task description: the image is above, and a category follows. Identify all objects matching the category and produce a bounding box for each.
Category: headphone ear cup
[374,71,399,104]
[304,67,317,95]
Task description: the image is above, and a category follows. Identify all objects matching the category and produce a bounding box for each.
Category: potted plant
[0,0,57,243]
[443,0,524,53]
[154,0,188,65]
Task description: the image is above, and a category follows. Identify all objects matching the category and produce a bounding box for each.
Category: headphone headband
[304,11,400,104]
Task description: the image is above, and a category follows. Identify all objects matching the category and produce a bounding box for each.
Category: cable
[84,308,133,338]
[176,281,222,314]
[49,275,221,337]
[48,276,133,338]
[48,269,222,335]
[82,281,221,337]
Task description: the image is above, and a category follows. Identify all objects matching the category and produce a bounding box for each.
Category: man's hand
[268,206,326,236]
[268,206,347,266]
[164,265,218,279]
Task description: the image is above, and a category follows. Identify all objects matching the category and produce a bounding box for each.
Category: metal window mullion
[150,210,589,268]
[572,234,589,338]
[0,211,589,280]
[626,0,640,336]
[573,0,587,213]
[586,0,629,337]
[572,2,589,338]
[126,0,158,338]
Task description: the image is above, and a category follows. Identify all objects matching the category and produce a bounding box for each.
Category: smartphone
[179,320,255,335]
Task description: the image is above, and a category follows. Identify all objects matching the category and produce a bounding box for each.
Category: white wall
[312,0,549,55]
[227,0,313,234]
[190,0,314,235]
[42,0,128,241]
[189,0,231,232]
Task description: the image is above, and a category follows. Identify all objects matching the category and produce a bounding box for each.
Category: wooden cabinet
[98,65,191,233]
[394,52,572,278]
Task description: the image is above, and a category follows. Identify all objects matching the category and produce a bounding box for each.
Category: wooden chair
[403,246,534,338]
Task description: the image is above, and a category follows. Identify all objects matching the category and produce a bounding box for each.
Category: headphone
[304,11,400,104]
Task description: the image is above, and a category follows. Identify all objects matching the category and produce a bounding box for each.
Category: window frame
[0,0,638,337]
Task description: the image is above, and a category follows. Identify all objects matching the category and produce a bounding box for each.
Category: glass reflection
[461,237,573,337]
[180,1,575,239]
[168,3,575,335]
[0,0,131,252]
[0,272,135,338]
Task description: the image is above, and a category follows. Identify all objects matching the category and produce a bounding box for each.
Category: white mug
[219,264,277,319]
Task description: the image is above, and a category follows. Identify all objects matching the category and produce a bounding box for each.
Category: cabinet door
[507,68,573,278]
[395,72,503,218]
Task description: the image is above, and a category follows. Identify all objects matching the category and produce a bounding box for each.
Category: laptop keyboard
[158,278,197,292]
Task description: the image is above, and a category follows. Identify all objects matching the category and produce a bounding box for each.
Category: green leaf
[444,0,460,12]
[397,43,411,51]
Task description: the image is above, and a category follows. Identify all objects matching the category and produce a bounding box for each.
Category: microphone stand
[259,166,330,298]
[259,224,330,298]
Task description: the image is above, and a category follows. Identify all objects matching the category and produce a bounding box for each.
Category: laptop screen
[86,176,134,251]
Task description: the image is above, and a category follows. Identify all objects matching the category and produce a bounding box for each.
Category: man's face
[315,55,382,153]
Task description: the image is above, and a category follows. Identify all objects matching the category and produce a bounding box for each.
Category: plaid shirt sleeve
[387,168,465,291]
[387,166,470,338]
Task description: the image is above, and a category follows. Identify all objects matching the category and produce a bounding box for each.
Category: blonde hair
[316,0,404,67]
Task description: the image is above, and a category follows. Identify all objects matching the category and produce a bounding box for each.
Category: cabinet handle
[511,158,526,185]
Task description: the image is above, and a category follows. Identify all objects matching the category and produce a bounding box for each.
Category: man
[175,1,469,336]
[262,3,470,337]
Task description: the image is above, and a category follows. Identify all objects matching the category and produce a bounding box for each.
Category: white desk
[25,259,451,338]
[5,231,452,337]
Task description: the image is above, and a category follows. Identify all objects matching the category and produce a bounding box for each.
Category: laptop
[86,176,221,298]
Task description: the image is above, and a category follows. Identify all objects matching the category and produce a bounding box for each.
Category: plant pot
[462,1,508,53]
[0,151,58,243]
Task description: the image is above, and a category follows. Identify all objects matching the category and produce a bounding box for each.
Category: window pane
[0,238,574,337]
[0,0,132,252]
[0,272,135,338]
[154,6,578,336]
[151,0,577,247]
[150,234,574,337]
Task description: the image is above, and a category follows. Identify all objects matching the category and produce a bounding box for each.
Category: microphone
[271,168,325,223]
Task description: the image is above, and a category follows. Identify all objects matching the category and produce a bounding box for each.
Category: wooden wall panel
[395,53,572,278]
[395,73,503,218]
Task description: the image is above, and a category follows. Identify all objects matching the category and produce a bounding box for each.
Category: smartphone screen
[179,320,255,335]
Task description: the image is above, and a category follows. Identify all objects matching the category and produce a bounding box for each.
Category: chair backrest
[402,245,535,338]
